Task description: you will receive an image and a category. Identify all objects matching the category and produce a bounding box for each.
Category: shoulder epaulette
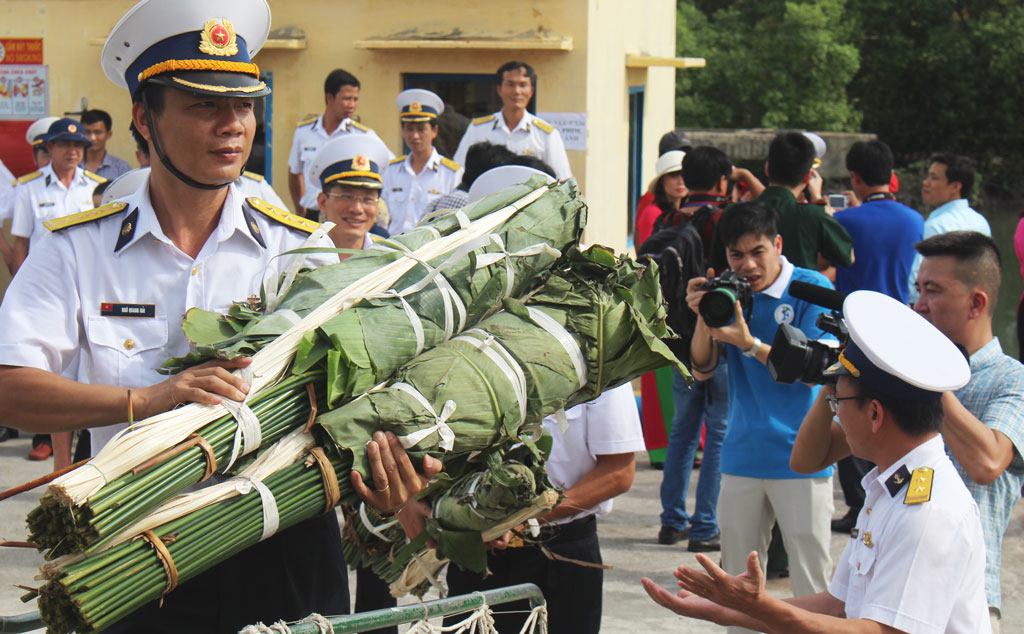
[15,171,42,186]
[295,115,318,127]
[472,114,496,125]
[242,170,265,182]
[246,197,319,234]
[532,118,555,134]
[390,155,407,165]
[350,120,371,132]
[83,170,107,184]
[369,233,386,244]
[440,157,461,171]
[904,467,934,505]
[44,201,128,232]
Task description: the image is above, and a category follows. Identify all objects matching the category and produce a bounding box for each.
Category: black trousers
[445,515,603,634]
[355,566,397,634]
[104,513,350,634]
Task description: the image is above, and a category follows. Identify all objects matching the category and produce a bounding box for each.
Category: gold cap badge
[200,18,239,56]
[68,124,77,133]
[410,102,422,112]
[352,154,371,172]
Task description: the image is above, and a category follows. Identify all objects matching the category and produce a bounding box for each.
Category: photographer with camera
[683,200,836,633]
[644,291,989,634]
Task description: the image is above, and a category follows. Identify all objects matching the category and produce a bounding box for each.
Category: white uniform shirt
[11,165,101,240]
[235,171,290,211]
[0,158,14,223]
[381,149,463,235]
[452,111,571,181]
[0,179,335,455]
[287,114,393,210]
[828,435,990,634]
[541,383,644,525]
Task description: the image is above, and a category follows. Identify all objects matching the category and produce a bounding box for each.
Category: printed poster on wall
[0,65,49,119]
[537,112,587,151]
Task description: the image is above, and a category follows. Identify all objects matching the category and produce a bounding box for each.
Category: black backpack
[637,205,716,364]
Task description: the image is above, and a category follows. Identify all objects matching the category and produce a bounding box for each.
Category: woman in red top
[636,150,687,246]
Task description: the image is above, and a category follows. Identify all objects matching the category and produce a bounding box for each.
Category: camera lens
[700,289,738,328]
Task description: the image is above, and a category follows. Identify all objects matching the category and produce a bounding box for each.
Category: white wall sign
[538,111,587,151]
[0,65,49,119]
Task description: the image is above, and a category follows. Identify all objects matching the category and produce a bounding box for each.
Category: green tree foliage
[850,0,1024,188]
[675,0,861,131]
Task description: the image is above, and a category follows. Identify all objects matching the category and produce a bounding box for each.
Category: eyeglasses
[826,394,861,414]
[326,192,379,207]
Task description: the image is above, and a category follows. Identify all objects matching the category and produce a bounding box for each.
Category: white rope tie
[452,329,529,428]
[526,307,587,390]
[391,382,457,451]
[359,502,400,541]
[410,551,446,595]
[384,289,427,357]
[244,476,280,542]
[221,366,262,473]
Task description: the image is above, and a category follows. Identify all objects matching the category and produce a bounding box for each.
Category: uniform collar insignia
[885,464,911,497]
[114,207,140,252]
[45,174,52,187]
[241,202,267,249]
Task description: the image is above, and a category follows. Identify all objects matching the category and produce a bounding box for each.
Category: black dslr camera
[767,281,848,385]
[698,271,752,328]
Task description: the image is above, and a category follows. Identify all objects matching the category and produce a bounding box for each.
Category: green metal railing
[243,583,546,634]
[0,584,545,634]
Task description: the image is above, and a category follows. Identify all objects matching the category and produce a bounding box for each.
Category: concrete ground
[2,436,1022,632]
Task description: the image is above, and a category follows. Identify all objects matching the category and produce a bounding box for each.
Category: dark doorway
[627,86,645,244]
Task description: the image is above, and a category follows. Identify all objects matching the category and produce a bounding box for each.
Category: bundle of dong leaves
[26,179,686,633]
[29,177,584,558]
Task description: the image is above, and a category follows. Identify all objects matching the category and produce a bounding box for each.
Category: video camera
[698,270,752,328]
[767,281,848,385]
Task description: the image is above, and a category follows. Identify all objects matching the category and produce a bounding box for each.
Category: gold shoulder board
[389,155,407,165]
[246,197,319,234]
[15,170,42,185]
[440,157,461,171]
[350,120,371,132]
[84,170,108,183]
[472,114,496,125]
[533,118,555,134]
[44,201,128,232]
[295,115,318,127]
[242,170,265,182]
[904,467,934,505]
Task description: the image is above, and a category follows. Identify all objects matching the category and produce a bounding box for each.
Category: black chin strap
[143,90,234,191]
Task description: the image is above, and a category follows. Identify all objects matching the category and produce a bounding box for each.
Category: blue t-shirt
[834,199,923,302]
[721,258,834,479]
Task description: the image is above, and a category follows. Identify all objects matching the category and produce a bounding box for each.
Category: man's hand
[806,169,824,202]
[707,301,755,351]
[641,577,732,625]
[842,190,861,208]
[351,431,443,514]
[676,551,767,614]
[133,357,253,420]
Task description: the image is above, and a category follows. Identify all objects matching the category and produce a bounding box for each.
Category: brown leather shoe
[28,443,52,461]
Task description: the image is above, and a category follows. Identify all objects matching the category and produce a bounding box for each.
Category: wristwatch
[743,337,761,358]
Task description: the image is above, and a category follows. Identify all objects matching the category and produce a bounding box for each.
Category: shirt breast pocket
[845,544,876,613]
[86,316,169,388]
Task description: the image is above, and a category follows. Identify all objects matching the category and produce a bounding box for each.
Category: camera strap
[864,192,894,202]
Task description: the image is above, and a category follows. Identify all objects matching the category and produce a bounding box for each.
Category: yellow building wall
[1,0,677,255]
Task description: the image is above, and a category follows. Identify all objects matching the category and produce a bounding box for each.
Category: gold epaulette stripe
[472,114,496,125]
[296,115,318,127]
[246,197,319,234]
[350,120,371,132]
[15,171,42,185]
[440,157,461,171]
[84,170,107,183]
[242,170,265,182]
[390,155,407,165]
[533,118,555,134]
[44,202,128,232]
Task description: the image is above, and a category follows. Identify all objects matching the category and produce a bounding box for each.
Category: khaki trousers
[719,474,834,634]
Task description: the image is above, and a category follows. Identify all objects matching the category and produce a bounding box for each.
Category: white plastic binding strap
[391,382,457,451]
[526,307,588,390]
[276,309,303,326]
[452,329,528,428]
[222,366,262,472]
[243,476,280,541]
[475,241,562,300]
[359,502,400,541]
[383,290,426,357]
[265,221,336,313]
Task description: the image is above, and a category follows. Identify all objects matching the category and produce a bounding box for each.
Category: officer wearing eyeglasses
[644,290,990,634]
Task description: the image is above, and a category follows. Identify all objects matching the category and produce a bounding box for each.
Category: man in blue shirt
[686,201,835,632]
[908,153,990,302]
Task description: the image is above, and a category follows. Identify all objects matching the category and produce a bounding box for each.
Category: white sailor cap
[824,291,970,401]
[102,167,151,205]
[396,88,444,122]
[309,135,391,191]
[101,0,271,98]
[26,116,60,146]
[803,132,826,168]
[467,165,555,203]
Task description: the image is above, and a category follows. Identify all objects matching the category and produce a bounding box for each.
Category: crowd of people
[0,1,1021,633]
